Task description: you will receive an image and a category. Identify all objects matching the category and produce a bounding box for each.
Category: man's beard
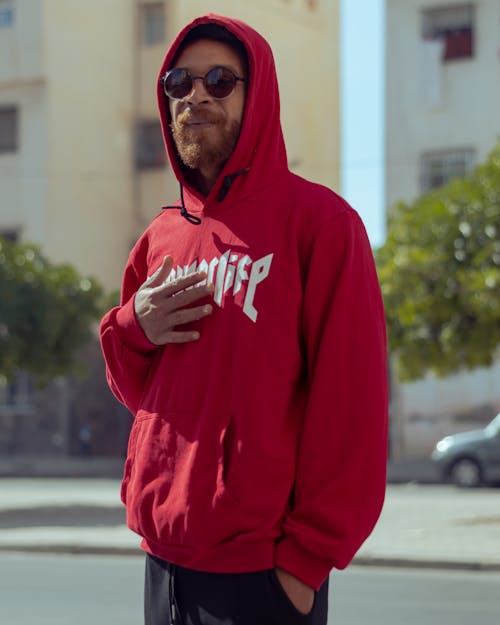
[170,110,241,172]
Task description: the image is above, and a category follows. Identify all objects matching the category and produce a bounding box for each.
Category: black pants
[145,554,329,625]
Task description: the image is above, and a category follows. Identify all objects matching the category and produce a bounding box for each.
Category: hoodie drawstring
[162,168,250,224]
[218,167,250,201]
[168,562,178,624]
[163,184,202,225]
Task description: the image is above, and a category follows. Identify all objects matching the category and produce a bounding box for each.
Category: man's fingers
[146,256,173,288]
[145,303,213,344]
[158,284,213,312]
[156,270,210,297]
[167,304,213,328]
[160,330,201,344]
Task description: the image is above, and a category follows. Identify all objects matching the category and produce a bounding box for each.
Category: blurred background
[1,0,498,473]
[1,2,500,624]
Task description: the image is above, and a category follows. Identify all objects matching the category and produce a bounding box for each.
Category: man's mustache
[174,109,224,127]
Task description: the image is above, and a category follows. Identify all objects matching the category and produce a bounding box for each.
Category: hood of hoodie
[157,14,289,209]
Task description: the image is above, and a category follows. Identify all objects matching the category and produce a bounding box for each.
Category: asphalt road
[1,553,500,625]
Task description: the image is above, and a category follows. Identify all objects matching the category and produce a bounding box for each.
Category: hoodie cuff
[115,295,160,354]
[274,534,332,591]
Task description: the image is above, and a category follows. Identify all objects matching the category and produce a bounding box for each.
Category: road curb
[352,556,500,572]
[0,544,142,557]
[1,544,500,573]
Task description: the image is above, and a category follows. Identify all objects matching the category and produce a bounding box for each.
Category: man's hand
[134,256,214,345]
[275,567,314,615]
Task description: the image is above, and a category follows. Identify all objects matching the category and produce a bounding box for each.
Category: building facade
[0,0,137,291]
[0,0,340,457]
[0,0,340,292]
[385,0,500,458]
[386,0,500,209]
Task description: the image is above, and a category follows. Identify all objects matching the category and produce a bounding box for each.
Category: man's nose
[187,77,210,104]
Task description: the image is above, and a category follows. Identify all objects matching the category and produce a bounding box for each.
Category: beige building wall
[0,0,47,246]
[42,0,136,290]
[135,0,178,232]
[0,0,136,291]
[1,0,340,292]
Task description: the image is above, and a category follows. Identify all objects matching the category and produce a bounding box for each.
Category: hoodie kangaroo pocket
[220,418,241,506]
[120,418,142,505]
[124,411,247,547]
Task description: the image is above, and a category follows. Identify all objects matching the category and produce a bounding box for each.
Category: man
[100,14,388,625]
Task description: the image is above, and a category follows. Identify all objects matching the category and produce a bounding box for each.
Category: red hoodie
[100,14,388,590]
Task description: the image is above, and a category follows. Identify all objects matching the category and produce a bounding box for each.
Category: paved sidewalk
[0,455,439,481]
[0,479,499,571]
[356,483,500,570]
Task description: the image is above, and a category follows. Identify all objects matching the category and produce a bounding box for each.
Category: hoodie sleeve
[99,239,161,415]
[275,208,388,590]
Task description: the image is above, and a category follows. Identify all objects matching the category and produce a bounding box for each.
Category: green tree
[376,142,500,382]
[0,238,104,383]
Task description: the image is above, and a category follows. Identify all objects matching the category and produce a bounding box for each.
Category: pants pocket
[266,569,315,621]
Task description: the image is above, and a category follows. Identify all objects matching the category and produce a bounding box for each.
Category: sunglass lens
[164,69,192,100]
[205,67,236,99]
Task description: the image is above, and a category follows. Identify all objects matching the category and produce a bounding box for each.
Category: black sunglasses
[161,66,245,101]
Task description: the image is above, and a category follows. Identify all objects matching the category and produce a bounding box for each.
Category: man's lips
[185,121,215,128]
[177,110,223,128]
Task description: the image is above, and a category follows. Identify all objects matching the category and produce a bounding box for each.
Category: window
[420,148,475,193]
[0,106,18,153]
[0,229,19,242]
[422,5,475,61]
[0,0,14,28]
[141,2,165,46]
[0,372,33,408]
[0,372,35,435]
[135,120,166,169]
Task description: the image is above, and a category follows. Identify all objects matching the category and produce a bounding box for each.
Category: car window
[485,413,500,437]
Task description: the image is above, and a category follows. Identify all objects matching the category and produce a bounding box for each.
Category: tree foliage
[0,238,103,383]
[376,142,500,382]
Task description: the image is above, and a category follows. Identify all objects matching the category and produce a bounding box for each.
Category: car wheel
[449,458,482,488]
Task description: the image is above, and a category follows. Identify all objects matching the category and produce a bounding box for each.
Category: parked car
[431,413,500,487]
